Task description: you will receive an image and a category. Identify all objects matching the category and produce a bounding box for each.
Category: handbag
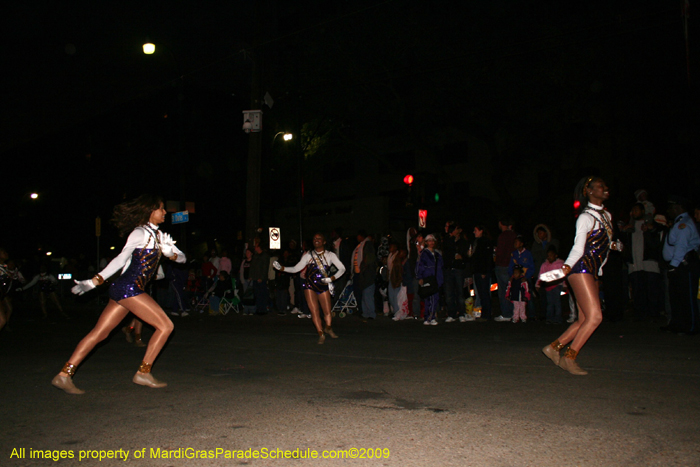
[418,251,439,299]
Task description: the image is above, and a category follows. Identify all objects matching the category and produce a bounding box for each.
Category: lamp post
[143,39,188,251]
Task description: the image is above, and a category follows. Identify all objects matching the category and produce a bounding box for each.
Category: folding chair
[331,279,357,318]
[194,295,210,314]
[219,278,241,315]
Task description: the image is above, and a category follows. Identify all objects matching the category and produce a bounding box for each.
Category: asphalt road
[1,299,699,467]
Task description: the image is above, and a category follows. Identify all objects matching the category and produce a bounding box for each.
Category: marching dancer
[274,233,345,344]
[52,194,185,394]
[541,177,620,375]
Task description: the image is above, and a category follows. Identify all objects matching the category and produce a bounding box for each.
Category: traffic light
[403,174,414,186]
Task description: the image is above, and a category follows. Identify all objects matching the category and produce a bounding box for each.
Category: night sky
[2,1,698,263]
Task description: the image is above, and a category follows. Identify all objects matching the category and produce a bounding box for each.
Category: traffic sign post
[269,227,281,249]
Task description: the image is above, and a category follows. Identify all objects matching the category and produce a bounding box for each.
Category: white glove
[160,232,175,246]
[72,279,96,295]
[161,243,176,258]
[321,277,333,284]
[160,232,177,257]
[273,261,282,270]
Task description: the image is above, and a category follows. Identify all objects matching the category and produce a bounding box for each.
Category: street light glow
[30,193,39,199]
[46,252,52,256]
[283,133,293,141]
[143,42,155,54]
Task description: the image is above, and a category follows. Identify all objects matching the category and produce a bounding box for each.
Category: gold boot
[559,348,588,375]
[324,326,338,338]
[317,332,326,344]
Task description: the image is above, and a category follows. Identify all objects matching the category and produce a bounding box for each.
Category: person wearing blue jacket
[416,234,444,326]
[662,196,700,334]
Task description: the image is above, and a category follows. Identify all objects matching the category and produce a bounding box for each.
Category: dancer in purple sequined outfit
[52,195,186,394]
[541,177,621,375]
[274,233,345,344]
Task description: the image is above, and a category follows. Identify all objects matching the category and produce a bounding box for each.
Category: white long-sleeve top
[564,203,612,275]
[22,273,58,290]
[98,223,186,281]
[283,250,346,279]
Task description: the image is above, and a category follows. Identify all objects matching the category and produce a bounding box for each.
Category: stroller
[330,279,357,318]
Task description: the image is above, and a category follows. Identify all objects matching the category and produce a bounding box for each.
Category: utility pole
[245,1,264,245]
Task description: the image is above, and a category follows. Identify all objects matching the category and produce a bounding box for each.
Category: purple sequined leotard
[108,248,161,301]
[302,254,332,294]
[569,224,610,280]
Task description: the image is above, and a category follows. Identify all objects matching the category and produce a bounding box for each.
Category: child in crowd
[205,271,231,315]
[506,265,530,323]
[536,246,565,324]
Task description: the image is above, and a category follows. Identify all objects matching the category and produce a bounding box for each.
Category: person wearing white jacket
[52,195,186,395]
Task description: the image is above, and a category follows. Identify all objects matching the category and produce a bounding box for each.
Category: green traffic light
[434,193,439,203]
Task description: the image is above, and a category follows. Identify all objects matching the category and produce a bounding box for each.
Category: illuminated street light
[143,42,155,54]
[46,251,52,256]
[30,193,39,199]
[283,133,293,141]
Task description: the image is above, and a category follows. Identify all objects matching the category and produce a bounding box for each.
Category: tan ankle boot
[542,340,563,366]
[559,348,588,375]
[324,326,338,338]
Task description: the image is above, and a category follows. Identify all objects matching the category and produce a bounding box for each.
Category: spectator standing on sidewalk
[443,224,469,323]
[494,217,517,321]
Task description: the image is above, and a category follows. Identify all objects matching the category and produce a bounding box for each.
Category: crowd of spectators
[2,187,699,337]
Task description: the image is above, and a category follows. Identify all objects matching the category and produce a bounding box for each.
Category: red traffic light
[403,174,414,186]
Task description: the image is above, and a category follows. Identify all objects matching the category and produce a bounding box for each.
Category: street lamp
[272,131,293,144]
[142,39,188,250]
[30,193,39,200]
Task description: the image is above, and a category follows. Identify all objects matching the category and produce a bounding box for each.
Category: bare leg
[0,301,7,332]
[39,292,48,318]
[118,294,174,365]
[565,274,602,352]
[131,318,143,334]
[4,298,13,327]
[304,289,324,334]
[50,292,64,313]
[318,292,338,338]
[555,302,584,346]
[60,300,131,374]
[547,274,601,375]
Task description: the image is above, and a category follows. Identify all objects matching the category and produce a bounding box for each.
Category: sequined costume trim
[569,209,611,279]
[108,248,162,301]
[61,362,77,376]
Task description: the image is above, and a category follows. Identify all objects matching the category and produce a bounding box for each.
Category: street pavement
[1,299,699,467]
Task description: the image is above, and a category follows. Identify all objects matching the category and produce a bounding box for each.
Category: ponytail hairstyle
[573,176,601,214]
[111,194,164,237]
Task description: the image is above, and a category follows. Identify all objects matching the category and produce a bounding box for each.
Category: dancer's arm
[326,252,346,280]
[276,252,311,274]
[98,228,149,281]
[21,274,40,291]
[563,214,595,270]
